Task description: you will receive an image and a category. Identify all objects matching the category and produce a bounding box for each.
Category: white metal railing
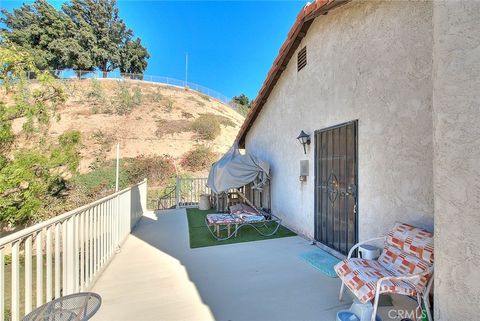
[175,177,210,208]
[0,179,147,321]
[24,69,242,114]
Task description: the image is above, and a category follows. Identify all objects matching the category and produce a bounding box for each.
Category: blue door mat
[299,248,341,278]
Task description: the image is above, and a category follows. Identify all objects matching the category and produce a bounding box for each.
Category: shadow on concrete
[121,209,352,321]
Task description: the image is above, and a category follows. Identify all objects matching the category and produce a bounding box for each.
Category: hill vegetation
[1,0,149,74]
[232,93,252,115]
[0,44,244,230]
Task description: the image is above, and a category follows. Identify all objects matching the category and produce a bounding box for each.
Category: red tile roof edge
[236,0,350,148]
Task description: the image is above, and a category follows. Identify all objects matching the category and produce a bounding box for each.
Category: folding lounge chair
[205,189,282,241]
[334,222,434,321]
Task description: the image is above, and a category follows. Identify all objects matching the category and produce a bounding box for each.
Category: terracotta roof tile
[304,2,316,16]
[236,0,349,147]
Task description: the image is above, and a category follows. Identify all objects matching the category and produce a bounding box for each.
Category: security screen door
[314,121,358,255]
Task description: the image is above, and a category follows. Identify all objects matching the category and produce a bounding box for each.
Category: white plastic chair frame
[338,236,434,321]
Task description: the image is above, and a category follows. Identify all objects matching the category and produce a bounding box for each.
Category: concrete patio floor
[91,209,416,321]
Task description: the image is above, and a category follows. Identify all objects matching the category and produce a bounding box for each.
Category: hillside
[11,79,244,176]
[2,78,244,223]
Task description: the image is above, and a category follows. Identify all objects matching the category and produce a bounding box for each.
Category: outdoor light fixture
[297,130,311,154]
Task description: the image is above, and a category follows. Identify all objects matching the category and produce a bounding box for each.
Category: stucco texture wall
[432,1,480,320]
[245,1,434,241]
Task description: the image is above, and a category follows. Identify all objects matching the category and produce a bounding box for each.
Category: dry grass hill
[12,79,244,176]
[6,78,244,213]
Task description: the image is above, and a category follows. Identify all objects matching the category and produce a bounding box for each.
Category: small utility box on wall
[300,160,309,181]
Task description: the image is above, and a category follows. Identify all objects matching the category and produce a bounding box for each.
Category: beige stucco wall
[432,1,480,320]
[245,1,434,241]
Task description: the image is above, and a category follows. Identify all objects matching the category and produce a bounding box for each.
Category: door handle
[346,183,357,197]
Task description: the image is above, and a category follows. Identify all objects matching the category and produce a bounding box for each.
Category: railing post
[11,241,20,321]
[64,217,76,295]
[141,179,148,215]
[0,180,153,321]
[115,194,120,249]
[0,248,4,321]
[175,176,180,209]
[36,232,43,307]
[24,236,32,314]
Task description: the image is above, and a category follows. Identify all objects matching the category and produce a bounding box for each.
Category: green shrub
[0,46,76,227]
[73,155,176,199]
[113,81,141,115]
[180,145,216,171]
[164,98,174,112]
[88,79,109,113]
[191,115,221,140]
[50,131,82,172]
[124,155,176,186]
[0,118,14,152]
[150,87,164,102]
[88,79,104,101]
[0,101,15,152]
[187,95,205,107]
[132,86,142,105]
[0,132,81,226]
[199,113,236,127]
[155,119,192,138]
[90,130,114,168]
[181,111,194,119]
[92,130,113,146]
[0,150,49,225]
[59,130,81,145]
[72,165,129,197]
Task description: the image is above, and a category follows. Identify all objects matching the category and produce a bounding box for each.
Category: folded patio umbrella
[207,143,270,194]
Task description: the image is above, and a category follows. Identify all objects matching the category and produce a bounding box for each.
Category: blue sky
[1,1,305,99]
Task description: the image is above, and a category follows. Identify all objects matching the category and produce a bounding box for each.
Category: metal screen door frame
[314,120,358,255]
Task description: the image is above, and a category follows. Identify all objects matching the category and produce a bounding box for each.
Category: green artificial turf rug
[186,208,296,248]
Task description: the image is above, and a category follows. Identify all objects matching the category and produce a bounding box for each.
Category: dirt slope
[11,79,244,174]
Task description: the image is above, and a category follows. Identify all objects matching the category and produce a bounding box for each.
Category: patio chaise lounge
[205,203,282,241]
[334,222,434,321]
[206,144,277,240]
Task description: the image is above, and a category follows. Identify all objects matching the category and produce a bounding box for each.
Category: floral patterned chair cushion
[377,244,431,292]
[335,258,417,303]
[229,203,257,216]
[206,214,243,225]
[334,222,434,304]
[237,213,265,222]
[385,223,434,264]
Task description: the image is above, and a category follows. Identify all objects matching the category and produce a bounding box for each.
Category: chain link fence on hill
[25,69,244,115]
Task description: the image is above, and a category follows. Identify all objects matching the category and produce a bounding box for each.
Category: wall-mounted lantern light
[296,130,311,154]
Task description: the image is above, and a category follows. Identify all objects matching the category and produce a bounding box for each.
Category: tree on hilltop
[1,0,149,76]
[232,94,252,116]
[0,0,86,71]
[232,94,251,108]
[120,38,150,75]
